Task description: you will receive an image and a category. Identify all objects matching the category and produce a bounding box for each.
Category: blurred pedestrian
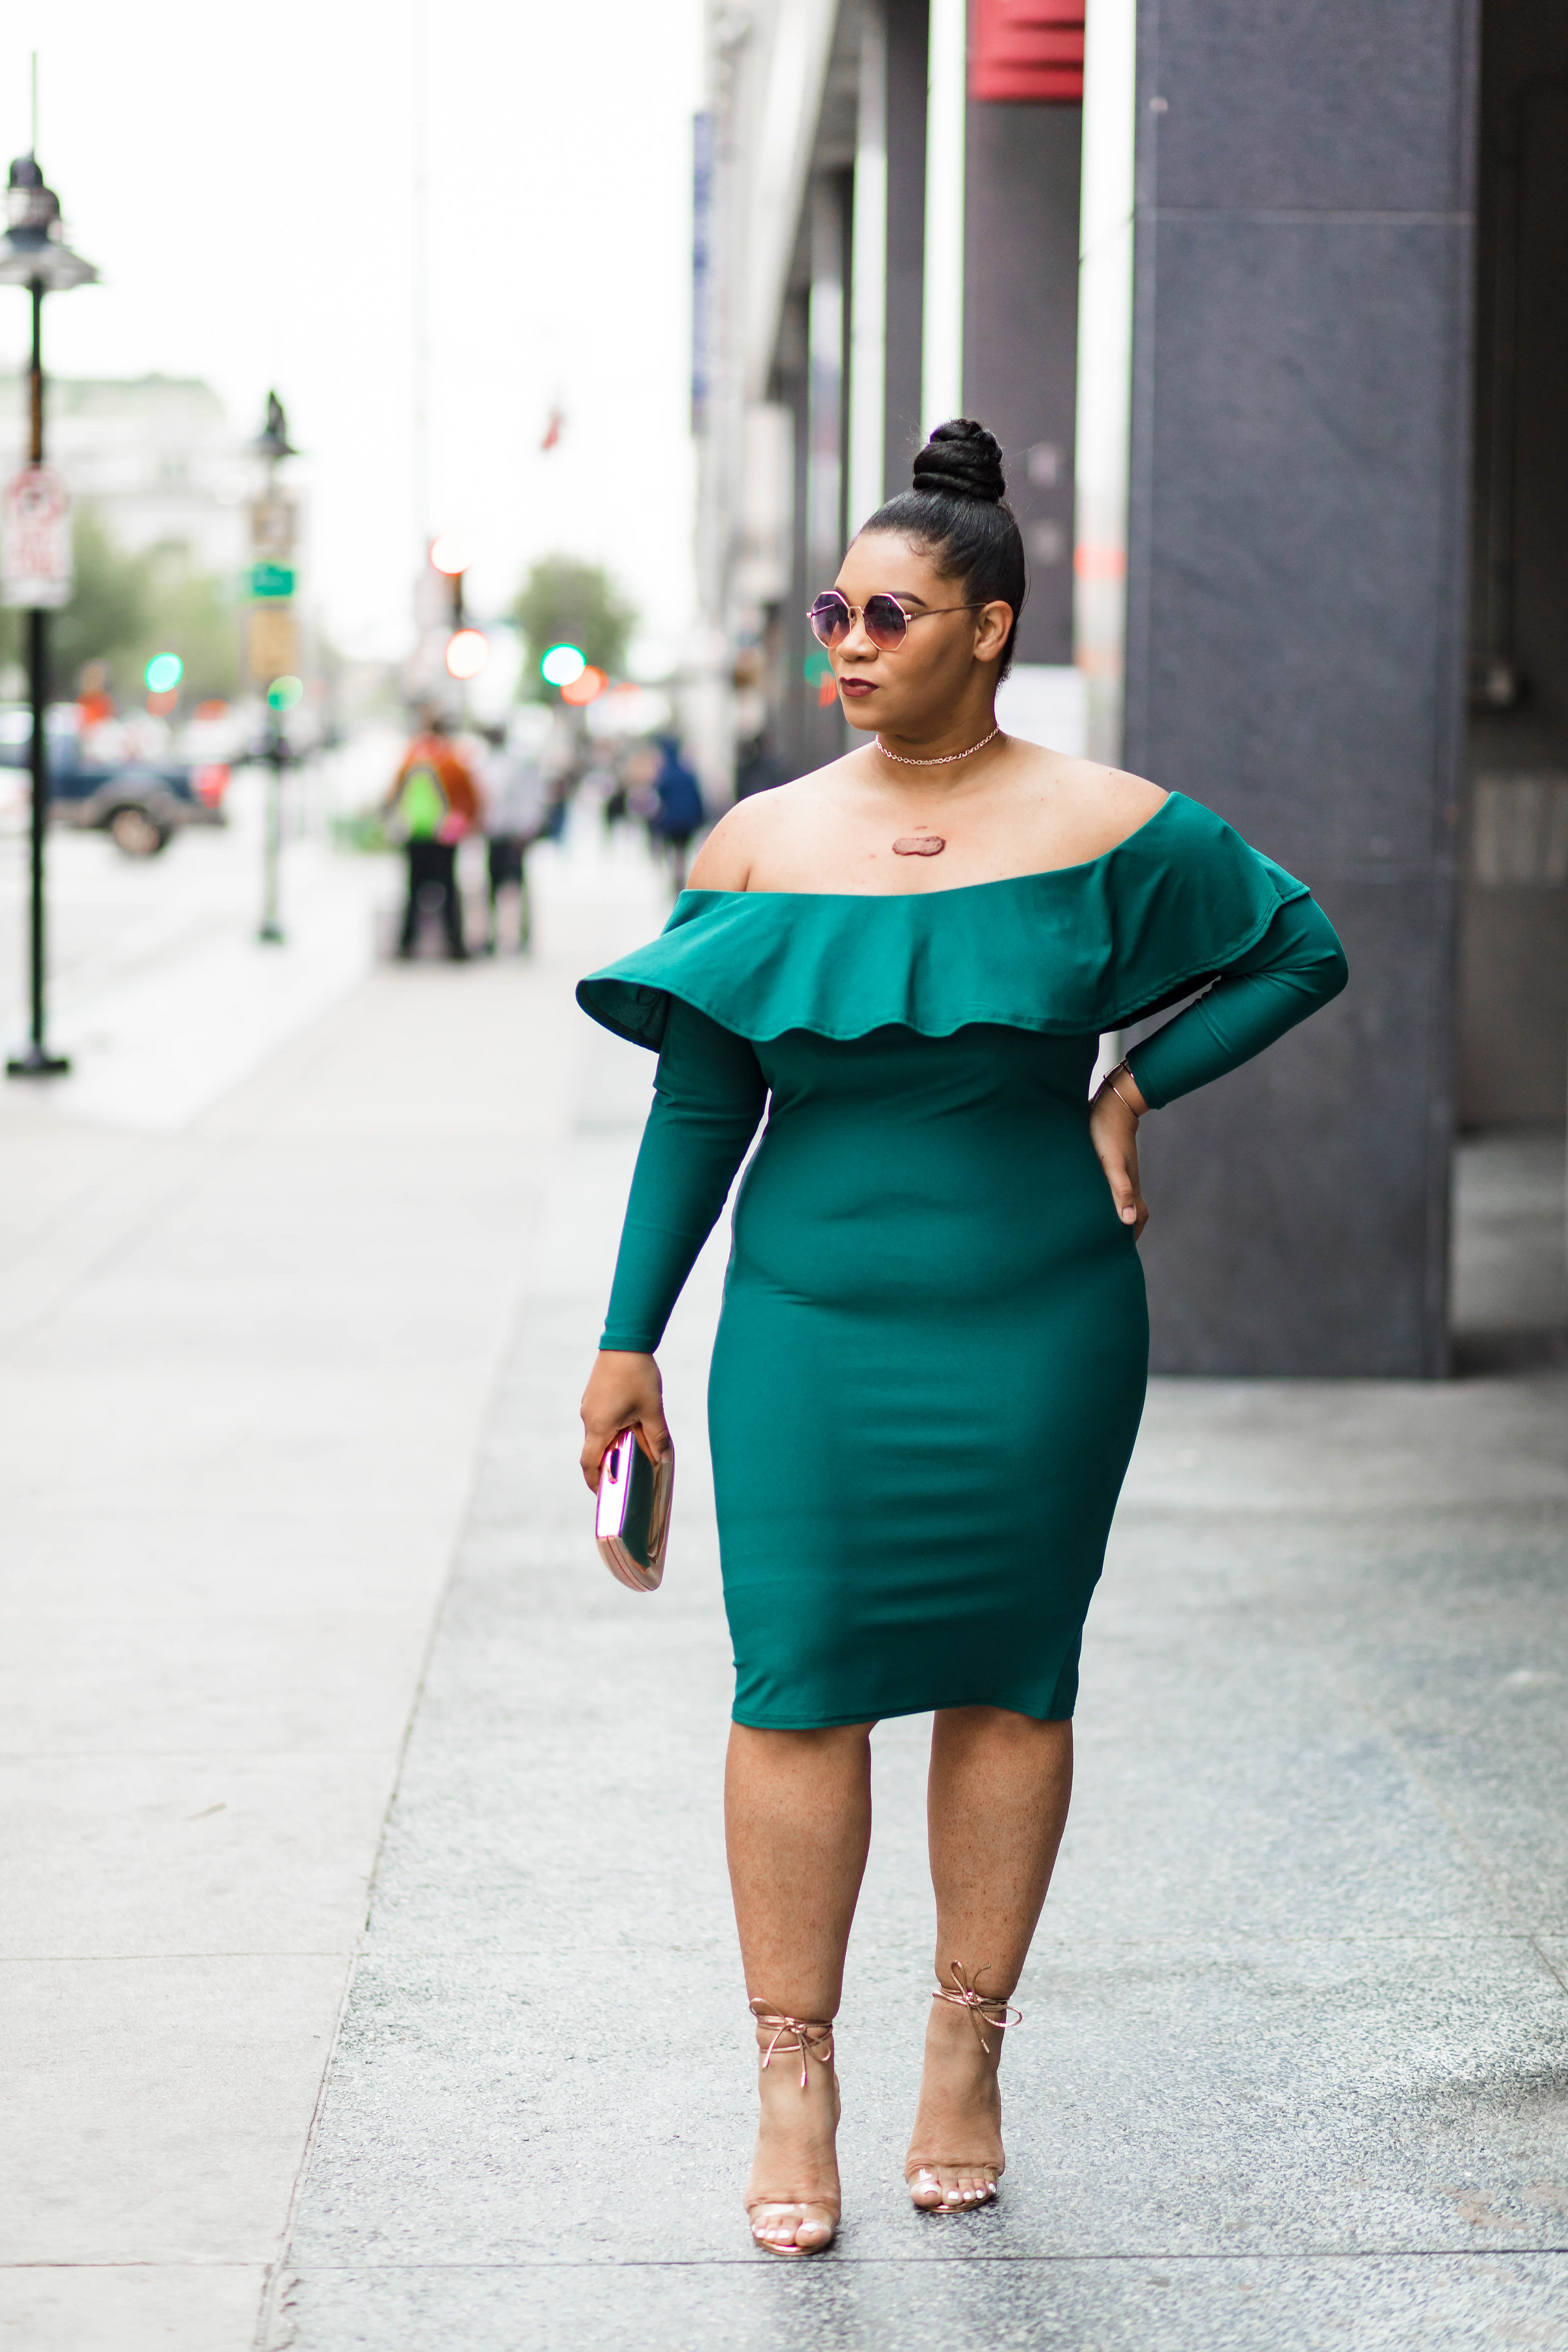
[478,722,549,954]
[76,659,115,732]
[384,713,480,962]
[602,747,641,837]
[647,734,705,890]
[736,735,789,800]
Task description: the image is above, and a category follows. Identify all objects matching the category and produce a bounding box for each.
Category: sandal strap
[749,1999,835,2089]
[931,1961,1022,2057]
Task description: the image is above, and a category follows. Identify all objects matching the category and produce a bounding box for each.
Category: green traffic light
[144,651,184,694]
[540,642,587,688]
[267,675,304,711]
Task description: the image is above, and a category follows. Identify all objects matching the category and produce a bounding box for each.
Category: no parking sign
[1,463,73,609]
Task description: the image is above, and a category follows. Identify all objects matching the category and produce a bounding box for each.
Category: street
[1,811,1564,2350]
[0,740,399,1128]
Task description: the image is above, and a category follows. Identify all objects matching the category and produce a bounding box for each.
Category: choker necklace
[875,725,1002,768]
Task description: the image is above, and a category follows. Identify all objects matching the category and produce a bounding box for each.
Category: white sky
[12,0,704,668]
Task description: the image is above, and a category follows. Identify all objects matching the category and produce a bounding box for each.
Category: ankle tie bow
[749,1999,836,2090]
[931,1961,1022,2057]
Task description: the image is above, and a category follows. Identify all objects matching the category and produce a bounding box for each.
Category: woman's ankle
[751,2001,836,2085]
[926,1997,998,2060]
[925,1963,1019,2063]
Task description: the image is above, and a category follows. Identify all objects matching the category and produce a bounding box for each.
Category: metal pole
[8,276,67,1077]
[259,710,284,943]
[256,438,286,945]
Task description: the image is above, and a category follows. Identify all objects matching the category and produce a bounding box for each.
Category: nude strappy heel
[906,1962,1022,2213]
[744,2000,840,2256]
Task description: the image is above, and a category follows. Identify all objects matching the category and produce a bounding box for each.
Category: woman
[577,420,1347,2256]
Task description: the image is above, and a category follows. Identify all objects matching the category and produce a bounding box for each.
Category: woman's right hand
[1088,1071,1150,1241]
[580,1350,672,1493]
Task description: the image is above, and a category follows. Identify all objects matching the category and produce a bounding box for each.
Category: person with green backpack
[384,713,482,960]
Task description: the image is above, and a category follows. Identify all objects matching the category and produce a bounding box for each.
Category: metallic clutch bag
[595,1428,673,1592]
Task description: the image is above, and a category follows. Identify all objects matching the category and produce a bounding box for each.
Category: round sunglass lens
[809,594,851,647]
[863,595,908,648]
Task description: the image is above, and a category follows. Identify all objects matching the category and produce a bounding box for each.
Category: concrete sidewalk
[4,825,1567,2351]
[0,830,667,2351]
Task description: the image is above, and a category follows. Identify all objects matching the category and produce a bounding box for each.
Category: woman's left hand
[1089,1070,1150,1240]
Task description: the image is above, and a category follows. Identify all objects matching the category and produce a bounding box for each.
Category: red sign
[970,0,1086,103]
[1,464,73,610]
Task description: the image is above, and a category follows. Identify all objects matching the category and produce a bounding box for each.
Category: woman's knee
[728,1720,876,1785]
[934,1705,1071,1754]
[732,1719,875,1757]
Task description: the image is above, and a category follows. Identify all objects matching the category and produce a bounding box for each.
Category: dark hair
[857,418,1027,678]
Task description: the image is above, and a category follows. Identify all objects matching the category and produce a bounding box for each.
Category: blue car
[0,703,229,857]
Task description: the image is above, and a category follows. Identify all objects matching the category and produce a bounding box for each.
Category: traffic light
[446,629,488,681]
[429,536,484,683]
[429,533,470,579]
[541,642,586,688]
[560,664,605,708]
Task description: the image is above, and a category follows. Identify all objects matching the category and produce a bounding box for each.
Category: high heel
[744,2001,841,2255]
[906,1963,1021,2213]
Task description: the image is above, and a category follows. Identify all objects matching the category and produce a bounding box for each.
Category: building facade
[691,0,1093,800]
[692,0,1568,1380]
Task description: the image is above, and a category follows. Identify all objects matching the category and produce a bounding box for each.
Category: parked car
[0,704,229,857]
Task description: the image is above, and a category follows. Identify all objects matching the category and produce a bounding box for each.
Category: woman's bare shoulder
[1023,750,1167,857]
[686,759,858,891]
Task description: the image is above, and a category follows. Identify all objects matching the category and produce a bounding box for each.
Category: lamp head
[0,154,97,290]
[252,390,298,463]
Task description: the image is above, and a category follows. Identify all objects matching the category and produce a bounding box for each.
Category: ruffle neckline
[576,792,1308,1052]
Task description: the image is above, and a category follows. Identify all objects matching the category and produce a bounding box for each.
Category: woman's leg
[725,1720,874,2249]
[907,1706,1073,2209]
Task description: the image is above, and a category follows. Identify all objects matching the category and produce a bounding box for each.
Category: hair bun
[912,418,1007,505]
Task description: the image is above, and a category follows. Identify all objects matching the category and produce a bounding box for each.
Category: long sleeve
[1128,892,1348,1110]
[600,996,768,1352]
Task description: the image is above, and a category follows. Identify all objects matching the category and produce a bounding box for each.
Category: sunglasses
[807,590,981,652]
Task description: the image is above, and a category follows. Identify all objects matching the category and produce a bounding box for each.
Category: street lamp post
[0,154,96,1079]
[248,393,299,945]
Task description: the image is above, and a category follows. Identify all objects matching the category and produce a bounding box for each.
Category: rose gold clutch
[595,1428,673,1592]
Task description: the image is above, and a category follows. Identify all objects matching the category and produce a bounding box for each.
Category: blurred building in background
[692,0,1088,797]
[692,0,1567,1382]
[0,373,248,572]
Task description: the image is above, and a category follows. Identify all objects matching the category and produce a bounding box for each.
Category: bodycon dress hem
[730,1617,1087,1732]
[730,1692,1077,1732]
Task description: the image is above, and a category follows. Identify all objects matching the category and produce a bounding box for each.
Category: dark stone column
[884,0,929,494]
[1460,3,1568,1125]
[962,100,1081,664]
[1124,0,1479,1376]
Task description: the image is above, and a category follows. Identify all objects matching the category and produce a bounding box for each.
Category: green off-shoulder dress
[578,793,1347,1730]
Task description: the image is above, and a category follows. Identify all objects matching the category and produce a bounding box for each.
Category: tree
[0,504,240,703]
[116,545,241,704]
[512,556,636,698]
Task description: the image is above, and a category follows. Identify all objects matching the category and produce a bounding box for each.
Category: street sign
[1,464,73,609]
[247,604,298,686]
[249,561,295,600]
[250,493,295,559]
